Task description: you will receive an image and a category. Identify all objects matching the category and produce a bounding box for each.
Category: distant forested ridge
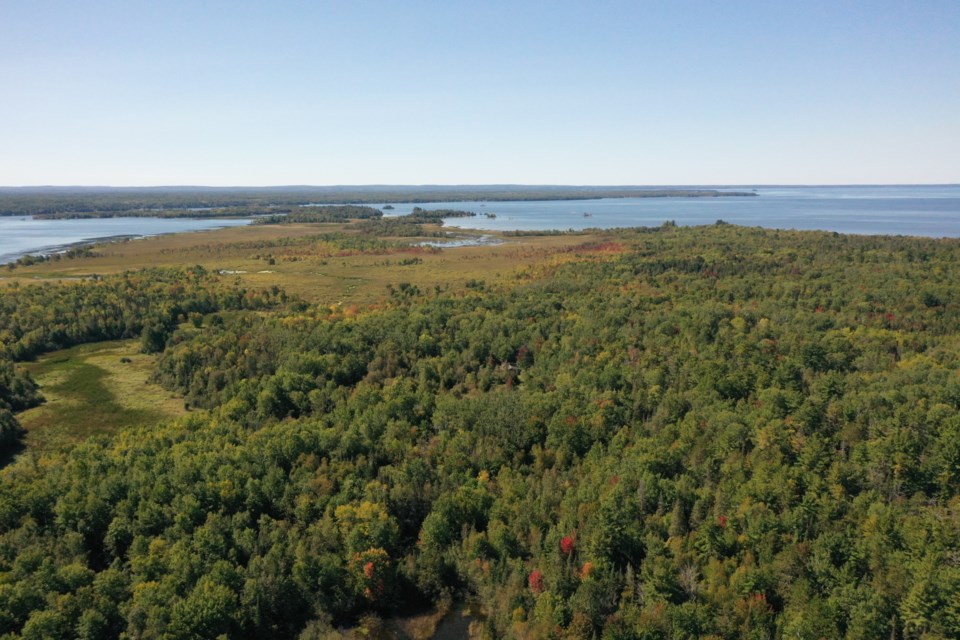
[1,225,959,639]
[0,185,756,217]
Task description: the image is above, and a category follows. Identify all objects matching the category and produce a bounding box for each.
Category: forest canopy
[0,225,958,639]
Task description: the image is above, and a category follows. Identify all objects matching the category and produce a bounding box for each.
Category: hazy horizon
[2,182,959,190]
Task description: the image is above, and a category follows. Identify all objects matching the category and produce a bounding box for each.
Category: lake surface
[2,186,958,264]
[380,185,960,237]
[0,217,252,264]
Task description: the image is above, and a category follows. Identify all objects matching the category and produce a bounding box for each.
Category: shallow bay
[386,185,960,236]
[2,186,959,266]
[0,216,252,264]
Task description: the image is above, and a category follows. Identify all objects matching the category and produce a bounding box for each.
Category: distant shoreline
[0,218,251,266]
[0,234,141,266]
[0,188,757,218]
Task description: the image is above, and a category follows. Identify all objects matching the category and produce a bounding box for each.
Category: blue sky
[1,1,957,185]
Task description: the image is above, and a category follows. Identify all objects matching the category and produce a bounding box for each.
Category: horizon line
[1,183,958,190]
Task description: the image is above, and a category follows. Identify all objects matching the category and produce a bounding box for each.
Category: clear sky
[1,1,958,186]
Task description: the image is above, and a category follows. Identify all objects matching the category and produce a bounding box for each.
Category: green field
[16,340,186,455]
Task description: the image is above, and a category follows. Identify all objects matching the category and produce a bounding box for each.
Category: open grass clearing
[15,339,186,456]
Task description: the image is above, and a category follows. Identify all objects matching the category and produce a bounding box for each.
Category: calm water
[0,217,252,264]
[2,187,958,264]
[381,185,960,237]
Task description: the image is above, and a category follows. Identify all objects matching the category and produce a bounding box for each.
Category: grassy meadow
[15,340,186,456]
[1,222,602,304]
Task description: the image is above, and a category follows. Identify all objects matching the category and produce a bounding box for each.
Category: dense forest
[1,225,959,638]
[253,206,385,225]
[0,269,284,452]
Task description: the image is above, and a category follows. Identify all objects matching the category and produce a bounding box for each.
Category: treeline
[253,206,384,225]
[0,226,959,638]
[0,363,41,448]
[0,186,755,217]
[0,267,286,456]
[36,205,387,223]
[0,191,309,217]
[4,247,97,271]
[26,205,477,229]
[33,208,268,220]
[344,208,478,238]
[0,268,284,362]
[349,219,448,238]
[407,207,477,222]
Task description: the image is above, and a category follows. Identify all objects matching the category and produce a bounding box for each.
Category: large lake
[2,186,958,264]
[383,185,960,237]
[0,217,252,264]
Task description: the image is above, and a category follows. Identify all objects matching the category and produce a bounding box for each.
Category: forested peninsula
[0,186,755,218]
[1,222,958,639]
